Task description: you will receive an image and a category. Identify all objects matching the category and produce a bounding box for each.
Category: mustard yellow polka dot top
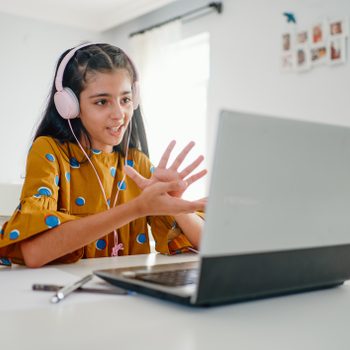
[0,136,193,266]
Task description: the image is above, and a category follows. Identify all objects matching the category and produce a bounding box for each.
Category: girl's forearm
[173,213,204,249]
[20,199,141,268]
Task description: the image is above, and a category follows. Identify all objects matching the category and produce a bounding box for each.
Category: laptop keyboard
[134,268,199,287]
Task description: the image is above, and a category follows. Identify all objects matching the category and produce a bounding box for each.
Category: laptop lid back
[201,110,350,255]
[193,110,350,305]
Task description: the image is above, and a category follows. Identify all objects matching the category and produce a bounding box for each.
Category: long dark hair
[34,43,149,157]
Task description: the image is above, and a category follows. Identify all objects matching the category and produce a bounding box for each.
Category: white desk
[1,253,350,350]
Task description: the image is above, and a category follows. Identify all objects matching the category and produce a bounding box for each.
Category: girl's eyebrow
[89,91,132,99]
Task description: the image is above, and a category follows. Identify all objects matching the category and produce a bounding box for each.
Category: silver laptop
[95,110,350,306]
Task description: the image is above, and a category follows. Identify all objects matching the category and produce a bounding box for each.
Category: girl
[0,43,206,268]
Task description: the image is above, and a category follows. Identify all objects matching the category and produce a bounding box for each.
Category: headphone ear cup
[54,87,80,119]
[132,82,140,111]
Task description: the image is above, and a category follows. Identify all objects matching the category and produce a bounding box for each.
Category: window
[138,32,210,199]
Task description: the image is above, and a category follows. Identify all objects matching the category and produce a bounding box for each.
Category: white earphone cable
[67,118,133,256]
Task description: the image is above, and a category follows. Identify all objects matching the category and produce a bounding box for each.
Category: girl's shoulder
[31,136,65,151]
[30,136,70,161]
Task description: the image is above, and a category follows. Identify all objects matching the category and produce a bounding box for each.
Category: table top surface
[1,253,350,350]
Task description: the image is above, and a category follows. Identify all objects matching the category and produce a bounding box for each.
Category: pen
[50,274,93,304]
[33,283,127,295]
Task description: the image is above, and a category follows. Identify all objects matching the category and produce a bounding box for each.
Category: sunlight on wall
[140,32,210,200]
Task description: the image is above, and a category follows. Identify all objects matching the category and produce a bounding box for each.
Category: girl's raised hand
[124,140,207,198]
[135,180,206,216]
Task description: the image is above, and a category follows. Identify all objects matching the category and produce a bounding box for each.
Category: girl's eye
[96,99,108,106]
[122,97,132,104]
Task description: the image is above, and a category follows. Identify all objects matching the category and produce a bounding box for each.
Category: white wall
[207,0,350,150]
[104,0,350,162]
[0,12,100,183]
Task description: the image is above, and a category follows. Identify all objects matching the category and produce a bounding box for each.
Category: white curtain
[130,20,209,199]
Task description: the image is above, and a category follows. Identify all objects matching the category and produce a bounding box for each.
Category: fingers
[155,184,205,213]
[158,140,176,169]
[179,155,204,179]
[190,200,206,212]
[140,180,206,215]
[124,165,148,189]
[169,141,195,171]
[183,169,208,186]
[196,197,208,204]
[193,197,208,209]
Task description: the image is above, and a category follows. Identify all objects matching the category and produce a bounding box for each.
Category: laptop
[95,110,350,306]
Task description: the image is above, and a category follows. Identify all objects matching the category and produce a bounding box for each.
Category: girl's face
[79,69,134,153]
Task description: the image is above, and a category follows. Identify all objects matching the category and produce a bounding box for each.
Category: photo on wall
[282,32,292,51]
[329,18,349,37]
[311,45,328,66]
[281,15,348,73]
[296,45,311,71]
[297,29,309,45]
[311,21,327,45]
[281,30,295,72]
[329,37,347,65]
[281,52,294,72]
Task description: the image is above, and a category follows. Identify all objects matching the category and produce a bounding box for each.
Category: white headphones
[53,42,140,119]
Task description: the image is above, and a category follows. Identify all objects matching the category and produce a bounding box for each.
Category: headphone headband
[55,42,97,92]
[54,42,140,119]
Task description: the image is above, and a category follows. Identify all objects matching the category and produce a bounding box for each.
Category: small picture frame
[295,46,311,72]
[328,37,347,65]
[297,30,309,45]
[311,22,327,45]
[281,52,294,72]
[310,45,328,66]
[282,33,292,51]
[329,18,349,37]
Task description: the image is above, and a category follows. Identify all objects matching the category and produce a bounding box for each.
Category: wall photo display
[281,17,348,72]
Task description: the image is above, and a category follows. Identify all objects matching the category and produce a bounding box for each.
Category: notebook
[94,110,350,306]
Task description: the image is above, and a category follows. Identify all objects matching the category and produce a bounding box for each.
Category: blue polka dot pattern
[127,160,134,167]
[0,258,11,266]
[38,187,52,196]
[75,197,86,206]
[150,166,155,174]
[96,239,107,250]
[65,172,71,182]
[45,215,60,228]
[110,167,116,177]
[92,149,102,155]
[45,153,55,162]
[54,175,59,186]
[17,203,22,211]
[117,181,127,190]
[136,233,147,244]
[70,157,80,168]
[107,199,111,207]
[0,228,4,235]
[9,230,20,240]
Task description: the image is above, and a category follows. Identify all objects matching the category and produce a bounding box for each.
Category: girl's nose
[110,101,124,120]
